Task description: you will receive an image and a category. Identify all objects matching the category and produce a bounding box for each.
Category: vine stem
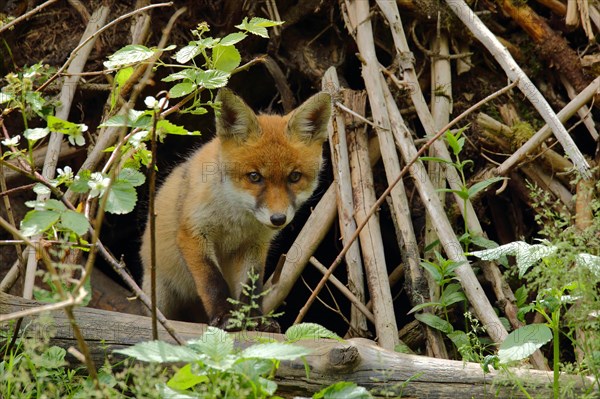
[294,79,518,325]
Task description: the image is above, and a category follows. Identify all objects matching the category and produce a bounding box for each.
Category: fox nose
[270,213,287,226]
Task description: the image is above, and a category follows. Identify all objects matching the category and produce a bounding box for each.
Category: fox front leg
[177,225,235,329]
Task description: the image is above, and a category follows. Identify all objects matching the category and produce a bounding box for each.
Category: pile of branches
[1,0,599,392]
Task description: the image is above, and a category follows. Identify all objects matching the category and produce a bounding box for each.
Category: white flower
[1,135,21,147]
[57,166,74,181]
[87,172,111,198]
[144,95,169,110]
[67,124,87,147]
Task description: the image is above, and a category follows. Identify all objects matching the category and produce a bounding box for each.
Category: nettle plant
[0,18,282,285]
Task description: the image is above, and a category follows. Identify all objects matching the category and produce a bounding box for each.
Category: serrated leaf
[174,44,202,64]
[118,168,146,187]
[104,45,155,69]
[195,69,230,89]
[167,363,207,391]
[39,346,67,369]
[240,343,310,361]
[575,253,600,277]
[187,327,233,361]
[156,120,200,136]
[162,69,198,82]
[104,181,137,215]
[219,32,247,46]
[236,17,284,38]
[314,382,373,399]
[114,341,199,363]
[100,110,151,129]
[285,323,343,343]
[33,183,51,196]
[467,177,506,198]
[212,44,241,72]
[60,210,90,236]
[498,324,552,364]
[23,127,50,141]
[470,241,557,277]
[169,82,197,98]
[414,312,454,334]
[21,210,60,236]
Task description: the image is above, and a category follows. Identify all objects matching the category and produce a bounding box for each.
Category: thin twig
[0,0,60,35]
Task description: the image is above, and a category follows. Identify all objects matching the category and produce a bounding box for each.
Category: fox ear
[215,88,259,142]
[287,92,332,143]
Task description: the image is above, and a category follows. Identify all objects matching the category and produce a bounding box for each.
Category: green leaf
[514,286,528,308]
[167,363,207,391]
[314,382,373,399]
[118,168,146,187]
[447,331,469,353]
[156,120,200,136]
[60,210,90,236]
[285,323,343,343]
[23,127,50,141]
[407,302,438,314]
[419,156,452,165]
[414,313,454,334]
[43,199,67,212]
[169,82,197,98]
[235,17,284,38]
[158,385,203,399]
[39,346,67,369]
[467,177,506,198]
[438,188,469,200]
[104,44,155,69]
[114,341,199,363]
[174,44,202,64]
[470,241,557,277]
[195,69,230,89]
[111,67,134,110]
[212,44,241,72]
[441,290,467,307]
[0,92,12,104]
[240,343,311,361]
[100,110,151,129]
[498,324,552,364]
[187,327,234,361]
[219,32,247,46]
[162,69,198,82]
[420,260,442,283]
[104,181,137,215]
[21,210,60,236]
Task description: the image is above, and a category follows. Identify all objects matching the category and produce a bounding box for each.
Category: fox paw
[257,319,281,333]
[209,313,235,330]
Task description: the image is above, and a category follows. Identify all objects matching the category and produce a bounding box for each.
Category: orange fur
[140,89,331,330]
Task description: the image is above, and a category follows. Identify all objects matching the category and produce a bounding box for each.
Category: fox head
[215,88,332,230]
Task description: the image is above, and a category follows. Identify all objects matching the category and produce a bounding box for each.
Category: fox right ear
[215,88,259,142]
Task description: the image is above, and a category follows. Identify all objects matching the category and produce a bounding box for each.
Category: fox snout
[255,203,296,229]
[270,213,287,226]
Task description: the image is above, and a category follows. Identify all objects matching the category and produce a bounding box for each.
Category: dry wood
[445,0,591,178]
[345,90,398,350]
[1,292,597,399]
[322,68,367,336]
[560,75,599,140]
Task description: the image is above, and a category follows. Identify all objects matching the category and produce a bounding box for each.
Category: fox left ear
[287,92,332,143]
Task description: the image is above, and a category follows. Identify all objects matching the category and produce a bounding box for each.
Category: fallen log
[0,292,597,398]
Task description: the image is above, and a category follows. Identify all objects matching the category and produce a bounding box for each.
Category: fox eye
[247,172,263,183]
[288,171,302,183]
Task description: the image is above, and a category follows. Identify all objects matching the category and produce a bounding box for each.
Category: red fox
[140,88,332,331]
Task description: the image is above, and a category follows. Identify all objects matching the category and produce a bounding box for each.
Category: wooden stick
[322,68,368,335]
